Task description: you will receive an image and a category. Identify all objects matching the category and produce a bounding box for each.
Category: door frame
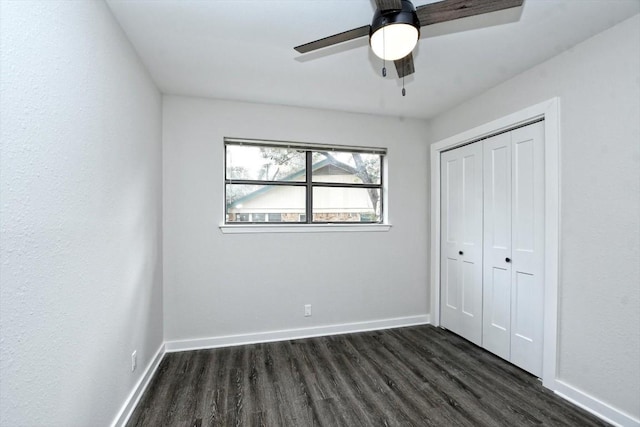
[429,97,560,390]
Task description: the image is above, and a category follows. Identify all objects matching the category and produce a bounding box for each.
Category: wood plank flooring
[127,325,608,426]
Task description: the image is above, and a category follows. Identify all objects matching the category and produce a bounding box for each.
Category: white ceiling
[106,0,640,120]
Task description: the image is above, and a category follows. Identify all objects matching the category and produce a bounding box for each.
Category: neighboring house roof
[228,158,358,208]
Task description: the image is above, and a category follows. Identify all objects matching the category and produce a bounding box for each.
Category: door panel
[445,157,460,245]
[441,155,462,336]
[513,272,536,341]
[440,143,483,345]
[484,266,511,359]
[462,260,476,316]
[510,122,545,377]
[445,257,459,310]
[513,137,535,252]
[482,132,512,359]
[489,144,511,249]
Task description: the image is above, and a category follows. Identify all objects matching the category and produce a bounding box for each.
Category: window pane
[312,187,381,223]
[226,145,306,182]
[226,184,305,223]
[311,151,381,185]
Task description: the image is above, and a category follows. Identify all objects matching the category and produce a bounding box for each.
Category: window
[225,138,386,224]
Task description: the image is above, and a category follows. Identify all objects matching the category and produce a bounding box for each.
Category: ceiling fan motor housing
[370,0,421,61]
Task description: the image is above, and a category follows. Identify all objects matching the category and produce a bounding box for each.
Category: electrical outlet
[131,350,137,372]
[304,304,312,317]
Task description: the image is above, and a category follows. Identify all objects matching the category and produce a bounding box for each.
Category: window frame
[223,137,387,227]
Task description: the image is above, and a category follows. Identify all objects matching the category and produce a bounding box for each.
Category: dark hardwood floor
[127,325,607,426]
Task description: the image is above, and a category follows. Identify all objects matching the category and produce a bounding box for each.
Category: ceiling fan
[294,0,524,90]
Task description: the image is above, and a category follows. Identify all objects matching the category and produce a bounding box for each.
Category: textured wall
[162,96,430,342]
[0,2,163,426]
[428,15,640,419]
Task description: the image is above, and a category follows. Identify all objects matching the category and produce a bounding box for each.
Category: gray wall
[0,2,163,425]
[162,96,430,342]
[428,14,640,419]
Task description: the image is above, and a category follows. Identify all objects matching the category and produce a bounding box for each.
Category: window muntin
[224,139,385,224]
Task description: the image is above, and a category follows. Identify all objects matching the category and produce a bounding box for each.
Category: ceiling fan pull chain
[401,57,406,96]
[382,28,387,77]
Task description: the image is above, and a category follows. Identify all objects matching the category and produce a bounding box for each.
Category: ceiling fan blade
[416,0,524,27]
[294,25,371,54]
[375,0,403,11]
[394,53,415,78]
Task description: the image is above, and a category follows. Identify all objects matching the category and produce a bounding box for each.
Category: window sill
[219,223,392,234]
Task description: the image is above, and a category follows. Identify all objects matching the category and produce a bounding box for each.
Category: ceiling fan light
[370,24,418,61]
[369,0,420,62]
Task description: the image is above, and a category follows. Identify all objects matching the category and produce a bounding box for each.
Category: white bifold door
[440,142,483,346]
[440,121,545,377]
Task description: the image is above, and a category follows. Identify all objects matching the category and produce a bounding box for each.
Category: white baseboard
[165,314,430,352]
[554,379,640,427]
[111,343,166,427]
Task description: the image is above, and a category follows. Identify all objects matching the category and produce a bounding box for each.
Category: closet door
[482,121,545,377]
[509,122,545,376]
[482,132,512,361]
[440,142,483,346]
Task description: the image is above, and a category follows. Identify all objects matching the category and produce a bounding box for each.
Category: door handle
[459,251,464,255]
[505,257,511,263]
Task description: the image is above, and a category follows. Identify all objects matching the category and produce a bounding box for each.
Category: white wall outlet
[304,304,312,317]
[131,350,137,372]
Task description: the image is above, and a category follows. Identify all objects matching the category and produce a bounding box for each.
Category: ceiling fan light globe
[370,24,418,61]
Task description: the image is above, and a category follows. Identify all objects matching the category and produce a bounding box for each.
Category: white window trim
[219,223,391,234]
[222,138,390,231]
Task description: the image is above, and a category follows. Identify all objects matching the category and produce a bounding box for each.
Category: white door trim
[429,97,560,390]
